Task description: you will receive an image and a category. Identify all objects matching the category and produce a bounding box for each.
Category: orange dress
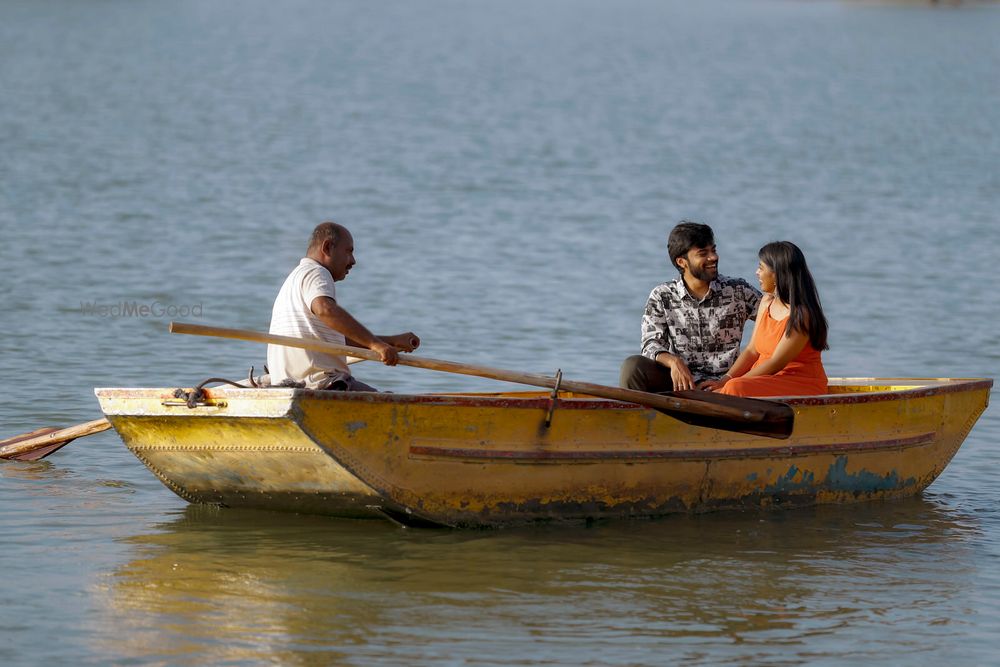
[719,305,827,398]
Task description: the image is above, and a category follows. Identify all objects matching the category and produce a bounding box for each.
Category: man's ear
[321,238,334,257]
[675,254,688,272]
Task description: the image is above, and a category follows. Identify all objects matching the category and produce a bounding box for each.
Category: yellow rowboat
[96,378,991,527]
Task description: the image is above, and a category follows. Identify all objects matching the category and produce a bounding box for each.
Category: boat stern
[95,387,397,520]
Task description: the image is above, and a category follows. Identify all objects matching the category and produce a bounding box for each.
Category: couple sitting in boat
[268,220,827,399]
[620,221,828,397]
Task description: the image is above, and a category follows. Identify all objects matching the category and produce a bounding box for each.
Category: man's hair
[668,221,715,273]
[308,221,342,250]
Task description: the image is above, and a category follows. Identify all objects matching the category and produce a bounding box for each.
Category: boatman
[619,221,761,393]
[267,221,420,391]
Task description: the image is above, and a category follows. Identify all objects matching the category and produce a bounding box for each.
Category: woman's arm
[731,296,771,378]
[699,299,766,391]
[698,334,760,391]
[726,342,761,380]
[701,341,760,391]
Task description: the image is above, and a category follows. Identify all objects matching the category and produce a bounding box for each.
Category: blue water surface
[1,0,999,664]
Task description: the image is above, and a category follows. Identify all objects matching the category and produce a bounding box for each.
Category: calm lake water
[2,0,999,664]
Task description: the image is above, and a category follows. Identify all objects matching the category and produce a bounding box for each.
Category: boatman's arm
[310,296,400,365]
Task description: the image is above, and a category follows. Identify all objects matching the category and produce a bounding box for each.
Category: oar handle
[169,321,558,386]
[168,322,782,426]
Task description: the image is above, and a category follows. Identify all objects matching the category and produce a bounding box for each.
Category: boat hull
[96,378,991,527]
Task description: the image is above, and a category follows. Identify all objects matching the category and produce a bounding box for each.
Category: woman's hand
[698,374,731,392]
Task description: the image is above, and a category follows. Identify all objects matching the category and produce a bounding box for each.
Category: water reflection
[94,499,984,664]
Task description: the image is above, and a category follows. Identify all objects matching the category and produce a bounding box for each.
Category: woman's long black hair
[759,241,829,351]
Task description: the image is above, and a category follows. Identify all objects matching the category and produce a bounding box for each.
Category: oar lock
[544,369,563,429]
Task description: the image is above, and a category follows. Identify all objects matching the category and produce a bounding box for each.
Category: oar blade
[5,438,78,461]
[0,419,111,461]
[0,427,63,461]
[659,390,795,439]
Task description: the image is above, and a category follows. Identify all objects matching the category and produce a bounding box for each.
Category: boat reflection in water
[90,498,983,663]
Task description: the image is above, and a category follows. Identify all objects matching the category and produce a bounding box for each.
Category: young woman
[705,241,828,398]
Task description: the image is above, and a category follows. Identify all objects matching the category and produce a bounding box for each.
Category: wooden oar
[169,322,794,439]
[0,419,111,461]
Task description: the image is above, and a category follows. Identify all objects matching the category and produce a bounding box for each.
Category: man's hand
[656,353,695,392]
[371,340,400,366]
[385,332,420,353]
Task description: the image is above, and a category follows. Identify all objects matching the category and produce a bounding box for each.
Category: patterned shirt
[641,274,762,382]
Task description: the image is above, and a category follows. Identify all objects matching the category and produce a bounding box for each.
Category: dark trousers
[319,373,379,392]
[619,355,674,394]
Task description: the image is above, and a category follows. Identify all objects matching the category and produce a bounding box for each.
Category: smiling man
[619,221,761,393]
[267,221,419,391]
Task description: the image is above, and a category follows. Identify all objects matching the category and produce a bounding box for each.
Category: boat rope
[173,377,247,408]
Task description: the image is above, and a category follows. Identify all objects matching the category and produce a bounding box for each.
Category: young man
[267,221,420,391]
[619,221,761,393]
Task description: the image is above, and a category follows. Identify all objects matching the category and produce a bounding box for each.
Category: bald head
[308,221,350,252]
[306,221,356,281]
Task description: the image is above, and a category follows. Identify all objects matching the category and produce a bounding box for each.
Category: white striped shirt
[267,258,349,388]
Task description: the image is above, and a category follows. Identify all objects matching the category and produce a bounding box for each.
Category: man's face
[323,230,356,281]
[678,244,718,282]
